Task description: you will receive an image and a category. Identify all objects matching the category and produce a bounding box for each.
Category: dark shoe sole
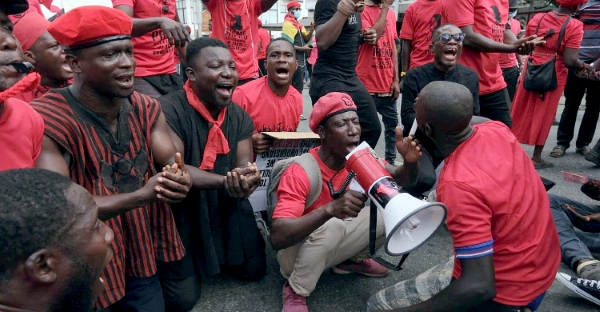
[585,153,600,166]
[556,273,600,306]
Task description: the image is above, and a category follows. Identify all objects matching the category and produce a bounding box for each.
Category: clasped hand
[224,162,261,198]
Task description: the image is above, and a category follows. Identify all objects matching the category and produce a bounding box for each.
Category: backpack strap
[294,153,322,209]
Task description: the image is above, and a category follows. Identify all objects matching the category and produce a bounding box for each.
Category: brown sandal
[576,146,591,156]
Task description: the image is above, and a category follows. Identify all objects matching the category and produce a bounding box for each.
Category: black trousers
[98,275,165,312]
[502,66,519,102]
[479,88,513,128]
[292,65,305,94]
[372,95,399,163]
[557,68,600,149]
[311,85,382,149]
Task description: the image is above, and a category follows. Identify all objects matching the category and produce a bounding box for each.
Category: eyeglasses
[327,171,356,199]
[162,0,169,14]
[436,33,466,44]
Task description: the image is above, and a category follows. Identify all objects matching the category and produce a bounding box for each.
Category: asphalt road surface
[193,90,600,312]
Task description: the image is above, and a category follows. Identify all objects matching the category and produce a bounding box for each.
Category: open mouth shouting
[61,62,73,73]
[442,46,458,62]
[115,74,134,89]
[215,81,234,98]
[275,66,290,79]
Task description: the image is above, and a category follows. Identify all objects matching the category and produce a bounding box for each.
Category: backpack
[266,153,322,226]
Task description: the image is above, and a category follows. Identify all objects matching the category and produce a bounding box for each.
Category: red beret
[14,13,50,51]
[287,1,302,10]
[48,6,132,50]
[556,0,588,7]
[1,0,29,15]
[309,92,357,133]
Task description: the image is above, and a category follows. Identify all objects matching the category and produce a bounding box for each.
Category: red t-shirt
[0,98,44,171]
[442,0,508,95]
[356,7,398,93]
[272,147,352,218]
[499,18,521,69]
[112,0,177,77]
[399,0,442,69]
[436,122,560,306]
[257,27,271,59]
[207,0,263,80]
[232,76,303,133]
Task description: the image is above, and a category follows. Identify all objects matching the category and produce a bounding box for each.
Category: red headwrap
[48,6,132,49]
[556,0,588,7]
[287,1,302,10]
[309,92,358,133]
[13,13,50,51]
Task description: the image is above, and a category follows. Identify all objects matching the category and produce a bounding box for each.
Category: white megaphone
[346,143,447,256]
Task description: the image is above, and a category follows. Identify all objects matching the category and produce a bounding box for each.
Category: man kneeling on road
[368,81,560,312]
[269,92,423,312]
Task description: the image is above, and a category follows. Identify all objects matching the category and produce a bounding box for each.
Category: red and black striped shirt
[31,89,184,309]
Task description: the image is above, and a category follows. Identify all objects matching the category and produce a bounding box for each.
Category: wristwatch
[400,71,407,77]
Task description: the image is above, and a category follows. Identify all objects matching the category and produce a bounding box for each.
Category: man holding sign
[270,92,422,312]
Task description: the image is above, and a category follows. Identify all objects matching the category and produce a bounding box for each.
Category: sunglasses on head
[436,33,466,44]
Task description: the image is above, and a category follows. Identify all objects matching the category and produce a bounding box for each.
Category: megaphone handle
[369,201,410,271]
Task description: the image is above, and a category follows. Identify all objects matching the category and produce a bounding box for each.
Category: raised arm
[114,4,190,47]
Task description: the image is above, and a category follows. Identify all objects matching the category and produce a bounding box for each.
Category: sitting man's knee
[312,218,346,248]
[162,276,201,312]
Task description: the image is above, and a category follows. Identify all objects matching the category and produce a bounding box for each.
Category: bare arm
[369,4,390,40]
[270,206,334,250]
[462,25,538,54]
[115,5,190,46]
[563,47,586,69]
[270,190,366,250]
[261,0,278,13]
[380,256,496,312]
[36,136,156,220]
[316,13,348,51]
[166,124,225,189]
[401,40,411,73]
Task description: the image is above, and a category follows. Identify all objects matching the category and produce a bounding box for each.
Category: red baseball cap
[48,6,132,50]
[14,13,50,51]
[287,1,302,10]
[309,92,358,133]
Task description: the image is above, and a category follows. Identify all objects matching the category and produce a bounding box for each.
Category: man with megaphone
[269,92,423,312]
[368,81,561,312]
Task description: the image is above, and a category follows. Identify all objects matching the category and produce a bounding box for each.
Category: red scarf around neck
[183,81,230,170]
[284,12,302,30]
[0,73,41,103]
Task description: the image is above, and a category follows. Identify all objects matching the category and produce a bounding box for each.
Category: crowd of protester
[2,0,600,311]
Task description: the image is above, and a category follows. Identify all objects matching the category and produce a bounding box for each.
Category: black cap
[509,0,519,9]
[0,0,29,15]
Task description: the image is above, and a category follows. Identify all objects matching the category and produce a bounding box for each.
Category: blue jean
[549,194,600,269]
[372,95,399,163]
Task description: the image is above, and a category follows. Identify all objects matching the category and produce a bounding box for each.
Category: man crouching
[269,92,423,312]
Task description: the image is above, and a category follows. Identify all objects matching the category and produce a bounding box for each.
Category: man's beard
[50,258,95,312]
[211,92,231,109]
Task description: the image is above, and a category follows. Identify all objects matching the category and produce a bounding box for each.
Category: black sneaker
[556,272,600,306]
